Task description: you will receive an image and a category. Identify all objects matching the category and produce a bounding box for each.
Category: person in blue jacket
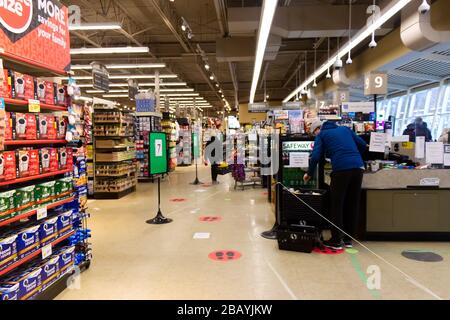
[303,120,368,250]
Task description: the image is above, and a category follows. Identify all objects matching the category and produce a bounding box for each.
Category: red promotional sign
[0,0,70,74]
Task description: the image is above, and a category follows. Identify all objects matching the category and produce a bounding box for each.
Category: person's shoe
[343,239,353,248]
[322,240,343,250]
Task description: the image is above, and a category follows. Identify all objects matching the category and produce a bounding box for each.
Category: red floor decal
[199,216,222,222]
[170,198,187,202]
[313,247,344,255]
[208,250,242,261]
[262,192,269,196]
[202,184,212,187]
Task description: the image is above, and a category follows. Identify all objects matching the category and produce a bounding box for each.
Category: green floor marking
[347,252,382,300]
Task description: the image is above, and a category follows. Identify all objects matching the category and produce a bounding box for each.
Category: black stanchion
[190,159,203,185]
[146,177,172,224]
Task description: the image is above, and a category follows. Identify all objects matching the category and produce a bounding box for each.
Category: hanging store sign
[341,102,375,114]
[282,141,314,152]
[91,62,109,92]
[282,101,302,110]
[364,72,388,96]
[149,132,168,174]
[128,79,138,100]
[248,102,269,113]
[0,0,71,73]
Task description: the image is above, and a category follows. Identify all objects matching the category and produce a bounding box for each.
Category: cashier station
[357,134,450,241]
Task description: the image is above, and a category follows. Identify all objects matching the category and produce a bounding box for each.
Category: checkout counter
[358,140,450,241]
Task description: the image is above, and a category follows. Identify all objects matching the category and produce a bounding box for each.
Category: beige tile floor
[56,166,450,300]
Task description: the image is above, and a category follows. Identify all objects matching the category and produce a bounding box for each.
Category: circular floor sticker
[208,250,242,261]
[313,246,344,255]
[199,216,222,222]
[345,248,359,254]
[401,250,444,262]
[170,198,187,202]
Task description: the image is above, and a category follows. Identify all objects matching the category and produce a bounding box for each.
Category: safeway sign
[0,0,70,73]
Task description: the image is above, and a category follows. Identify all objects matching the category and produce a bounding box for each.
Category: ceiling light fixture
[70,46,150,55]
[71,63,166,70]
[103,94,129,98]
[326,37,332,78]
[65,74,177,80]
[418,0,430,14]
[346,0,353,65]
[249,0,278,104]
[209,75,214,80]
[283,0,411,102]
[205,63,210,70]
[368,0,378,48]
[68,22,122,31]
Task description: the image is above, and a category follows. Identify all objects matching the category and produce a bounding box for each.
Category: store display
[135,114,162,180]
[162,113,177,172]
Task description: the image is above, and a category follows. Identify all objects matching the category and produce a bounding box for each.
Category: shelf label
[37,207,48,220]
[28,99,41,113]
[42,244,52,259]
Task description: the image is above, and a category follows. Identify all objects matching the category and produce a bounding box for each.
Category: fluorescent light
[163,97,205,100]
[65,74,177,80]
[77,96,93,101]
[69,22,122,31]
[87,89,126,93]
[77,82,187,88]
[162,93,199,97]
[71,63,166,70]
[160,88,194,92]
[283,0,412,102]
[249,0,278,104]
[71,47,150,55]
[103,94,129,98]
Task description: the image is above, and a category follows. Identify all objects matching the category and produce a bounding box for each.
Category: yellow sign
[28,99,41,113]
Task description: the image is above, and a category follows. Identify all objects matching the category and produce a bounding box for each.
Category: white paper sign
[420,178,440,186]
[288,152,309,168]
[41,244,52,259]
[426,142,444,164]
[444,145,450,166]
[369,132,387,153]
[415,136,425,159]
[193,232,210,239]
[36,207,47,220]
[155,139,163,157]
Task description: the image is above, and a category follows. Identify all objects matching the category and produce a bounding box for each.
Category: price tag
[28,99,41,113]
[41,244,52,259]
[36,207,48,220]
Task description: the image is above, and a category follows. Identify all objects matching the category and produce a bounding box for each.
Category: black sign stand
[146,177,172,224]
[190,158,203,185]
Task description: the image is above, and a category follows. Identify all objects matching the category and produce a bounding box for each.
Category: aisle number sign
[149,132,167,174]
[192,132,200,159]
[364,72,388,95]
[28,99,41,113]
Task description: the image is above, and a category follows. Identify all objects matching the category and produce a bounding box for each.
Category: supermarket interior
[1,0,450,303]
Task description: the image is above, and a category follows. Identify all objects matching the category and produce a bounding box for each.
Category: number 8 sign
[364,72,388,96]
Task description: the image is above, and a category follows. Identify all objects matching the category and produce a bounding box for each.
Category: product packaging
[56,246,75,276]
[57,210,73,237]
[17,149,40,178]
[39,148,58,174]
[0,190,16,222]
[35,78,55,105]
[11,71,35,101]
[0,69,11,99]
[39,217,59,247]
[0,151,17,181]
[56,116,67,139]
[4,112,12,140]
[13,113,38,140]
[37,114,57,140]
[58,147,73,170]
[4,267,42,300]
[36,256,60,291]
[0,283,19,300]
[14,185,35,210]
[34,181,56,203]
[0,234,18,271]
[55,177,73,195]
[16,225,40,259]
[54,84,67,106]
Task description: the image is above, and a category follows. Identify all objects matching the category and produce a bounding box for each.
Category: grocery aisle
[56,166,450,300]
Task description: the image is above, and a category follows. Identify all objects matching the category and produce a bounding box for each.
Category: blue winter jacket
[308,121,367,176]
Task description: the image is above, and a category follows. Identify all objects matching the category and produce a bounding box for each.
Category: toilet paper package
[13,113,38,140]
[0,283,19,300]
[34,256,60,291]
[11,71,35,101]
[37,114,57,140]
[35,181,56,203]
[14,185,35,210]
[55,246,75,276]
[54,84,67,106]
[0,234,18,271]
[16,224,40,259]
[0,190,16,222]
[39,148,59,174]
[3,266,42,300]
[0,151,17,182]
[16,149,40,178]
[57,210,73,237]
[39,217,59,247]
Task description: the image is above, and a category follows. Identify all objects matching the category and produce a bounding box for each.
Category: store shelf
[3,98,68,111]
[94,135,134,139]
[0,230,75,277]
[0,195,74,227]
[94,186,136,199]
[0,168,72,187]
[0,52,66,76]
[4,139,67,146]
[136,112,162,117]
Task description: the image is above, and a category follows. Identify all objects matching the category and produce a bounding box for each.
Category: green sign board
[192,132,200,159]
[149,132,168,174]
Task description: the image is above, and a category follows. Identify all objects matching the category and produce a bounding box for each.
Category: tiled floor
[57,166,450,300]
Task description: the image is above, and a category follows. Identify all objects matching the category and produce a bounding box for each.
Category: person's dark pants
[211,163,219,182]
[329,169,364,242]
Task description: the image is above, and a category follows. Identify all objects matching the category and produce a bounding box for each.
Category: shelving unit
[0,169,73,187]
[162,112,178,172]
[135,112,162,181]
[4,140,67,146]
[92,108,137,199]
[2,98,68,112]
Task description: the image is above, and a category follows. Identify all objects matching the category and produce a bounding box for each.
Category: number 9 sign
[364,72,387,96]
